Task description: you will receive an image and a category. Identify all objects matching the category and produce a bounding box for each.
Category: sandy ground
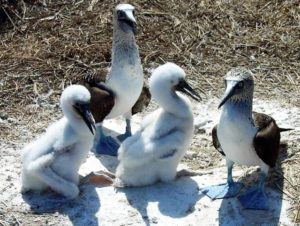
[0,96,299,226]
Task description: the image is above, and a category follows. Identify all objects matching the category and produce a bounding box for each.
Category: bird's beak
[175,79,202,102]
[118,10,137,34]
[74,103,96,135]
[126,11,136,24]
[218,80,239,109]
[126,11,137,34]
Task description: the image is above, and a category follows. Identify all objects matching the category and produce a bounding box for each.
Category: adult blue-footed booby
[201,68,292,210]
[85,3,144,156]
[21,85,96,200]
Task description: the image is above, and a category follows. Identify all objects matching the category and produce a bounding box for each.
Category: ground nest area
[0,0,299,226]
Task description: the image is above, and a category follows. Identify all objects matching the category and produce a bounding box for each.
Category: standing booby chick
[21,85,96,200]
[87,3,143,156]
[201,68,292,210]
[113,62,201,187]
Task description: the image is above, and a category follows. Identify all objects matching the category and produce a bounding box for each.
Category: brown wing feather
[252,112,280,167]
[85,81,114,123]
[131,85,151,115]
[212,124,225,156]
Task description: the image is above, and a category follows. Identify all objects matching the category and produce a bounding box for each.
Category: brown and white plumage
[212,111,292,167]
[202,67,292,210]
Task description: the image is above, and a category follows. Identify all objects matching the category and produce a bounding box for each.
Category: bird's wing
[84,81,115,123]
[252,112,280,167]
[22,119,77,162]
[212,124,225,156]
[119,127,183,167]
[131,85,151,115]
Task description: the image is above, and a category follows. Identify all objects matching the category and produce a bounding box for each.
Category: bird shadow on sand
[218,144,289,226]
[22,183,101,226]
[116,177,204,226]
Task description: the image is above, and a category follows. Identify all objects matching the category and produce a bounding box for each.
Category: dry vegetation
[0,0,299,224]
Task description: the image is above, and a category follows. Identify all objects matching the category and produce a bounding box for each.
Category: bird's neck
[222,99,253,120]
[111,28,140,67]
[153,91,193,118]
[65,114,93,138]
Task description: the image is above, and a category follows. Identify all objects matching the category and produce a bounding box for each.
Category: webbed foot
[238,186,269,210]
[95,136,119,156]
[116,131,132,142]
[201,182,243,199]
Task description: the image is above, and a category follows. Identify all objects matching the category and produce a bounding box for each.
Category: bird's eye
[132,10,135,16]
[237,81,244,88]
[117,10,126,19]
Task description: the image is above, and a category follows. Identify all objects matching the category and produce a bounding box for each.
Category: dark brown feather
[252,112,281,167]
[212,125,225,156]
[84,81,115,123]
[131,85,151,115]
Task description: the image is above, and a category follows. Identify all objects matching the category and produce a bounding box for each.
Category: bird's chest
[51,139,92,184]
[106,63,143,118]
[218,110,260,165]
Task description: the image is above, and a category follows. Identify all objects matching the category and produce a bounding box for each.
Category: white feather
[21,85,94,199]
[116,63,195,187]
[105,4,143,120]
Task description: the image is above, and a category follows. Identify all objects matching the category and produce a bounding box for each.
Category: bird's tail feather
[279,128,293,132]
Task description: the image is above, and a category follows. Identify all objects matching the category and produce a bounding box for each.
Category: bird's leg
[117,118,132,142]
[176,169,214,178]
[28,155,79,200]
[81,170,115,185]
[238,167,269,210]
[94,125,119,156]
[201,159,243,199]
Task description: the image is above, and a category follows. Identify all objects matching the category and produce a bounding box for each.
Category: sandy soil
[0,0,299,225]
[0,96,299,226]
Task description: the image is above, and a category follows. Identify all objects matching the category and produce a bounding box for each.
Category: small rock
[7,117,18,124]
[6,175,11,181]
[151,217,158,224]
[195,128,206,134]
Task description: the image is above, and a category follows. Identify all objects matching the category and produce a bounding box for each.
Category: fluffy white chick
[115,62,201,187]
[21,85,96,199]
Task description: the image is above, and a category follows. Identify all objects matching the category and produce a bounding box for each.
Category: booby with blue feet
[21,85,96,200]
[85,3,144,156]
[113,62,202,187]
[201,68,292,210]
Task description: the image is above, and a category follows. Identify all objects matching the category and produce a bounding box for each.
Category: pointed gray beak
[117,10,137,34]
[218,81,239,109]
[73,103,96,135]
[175,79,202,102]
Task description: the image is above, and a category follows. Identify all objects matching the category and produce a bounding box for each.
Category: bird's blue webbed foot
[201,181,243,199]
[202,159,243,199]
[238,183,269,210]
[94,126,119,156]
[116,131,132,142]
[238,172,269,210]
[95,136,119,156]
[117,119,132,142]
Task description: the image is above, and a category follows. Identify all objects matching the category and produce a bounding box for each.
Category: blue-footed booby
[113,62,201,187]
[21,85,96,200]
[85,3,144,156]
[201,68,292,210]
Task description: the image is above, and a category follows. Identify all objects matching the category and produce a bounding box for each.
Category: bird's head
[218,67,254,108]
[149,62,201,102]
[114,4,137,34]
[61,85,96,135]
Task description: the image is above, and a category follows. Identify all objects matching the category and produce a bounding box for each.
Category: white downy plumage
[21,85,96,199]
[115,63,201,187]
